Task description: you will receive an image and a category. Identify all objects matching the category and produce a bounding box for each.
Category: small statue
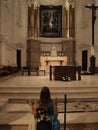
[51,46,57,57]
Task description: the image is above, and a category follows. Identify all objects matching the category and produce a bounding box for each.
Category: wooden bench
[12,67,18,73]
[38,70,46,76]
[0,66,9,76]
[22,66,39,76]
[95,67,98,73]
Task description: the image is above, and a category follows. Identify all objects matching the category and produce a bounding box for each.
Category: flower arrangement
[62,76,71,81]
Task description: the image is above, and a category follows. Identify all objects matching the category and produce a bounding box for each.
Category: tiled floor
[0,74,98,127]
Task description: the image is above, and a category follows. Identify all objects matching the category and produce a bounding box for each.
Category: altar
[39,56,67,72]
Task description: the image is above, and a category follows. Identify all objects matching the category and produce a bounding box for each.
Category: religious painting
[40,5,62,37]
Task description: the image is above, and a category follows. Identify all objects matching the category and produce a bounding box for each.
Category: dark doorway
[17,50,21,70]
[82,50,88,71]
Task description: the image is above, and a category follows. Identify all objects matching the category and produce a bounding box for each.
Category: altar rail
[50,66,81,81]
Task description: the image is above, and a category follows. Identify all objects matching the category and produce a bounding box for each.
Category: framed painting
[40,5,62,37]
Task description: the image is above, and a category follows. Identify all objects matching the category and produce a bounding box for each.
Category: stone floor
[0,73,98,129]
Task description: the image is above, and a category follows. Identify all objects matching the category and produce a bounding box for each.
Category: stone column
[28,6,34,37]
[28,0,39,37]
[69,6,75,37]
[34,7,39,37]
[33,0,39,37]
[62,7,67,37]
[64,5,75,38]
[67,8,70,38]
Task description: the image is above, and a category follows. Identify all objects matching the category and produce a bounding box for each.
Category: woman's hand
[31,102,39,118]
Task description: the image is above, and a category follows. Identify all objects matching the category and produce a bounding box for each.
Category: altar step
[0,125,28,130]
[0,87,98,100]
[0,124,64,130]
[1,123,98,130]
[1,86,98,113]
[1,86,98,92]
[1,89,98,129]
[0,97,9,111]
[1,124,97,130]
[0,108,65,130]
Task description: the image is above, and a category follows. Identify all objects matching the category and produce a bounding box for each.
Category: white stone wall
[75,0,98,69]
[0,0,27,67]
[2,42,16,66]
[94,0,98,66]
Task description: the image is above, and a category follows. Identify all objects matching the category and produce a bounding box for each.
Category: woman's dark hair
[40,86,52,110]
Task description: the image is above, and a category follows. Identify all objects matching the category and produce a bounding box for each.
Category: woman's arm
[29,100,39,118]
[53,98,58,117]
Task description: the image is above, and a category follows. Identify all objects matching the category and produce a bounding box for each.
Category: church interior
[0,0,98,130]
